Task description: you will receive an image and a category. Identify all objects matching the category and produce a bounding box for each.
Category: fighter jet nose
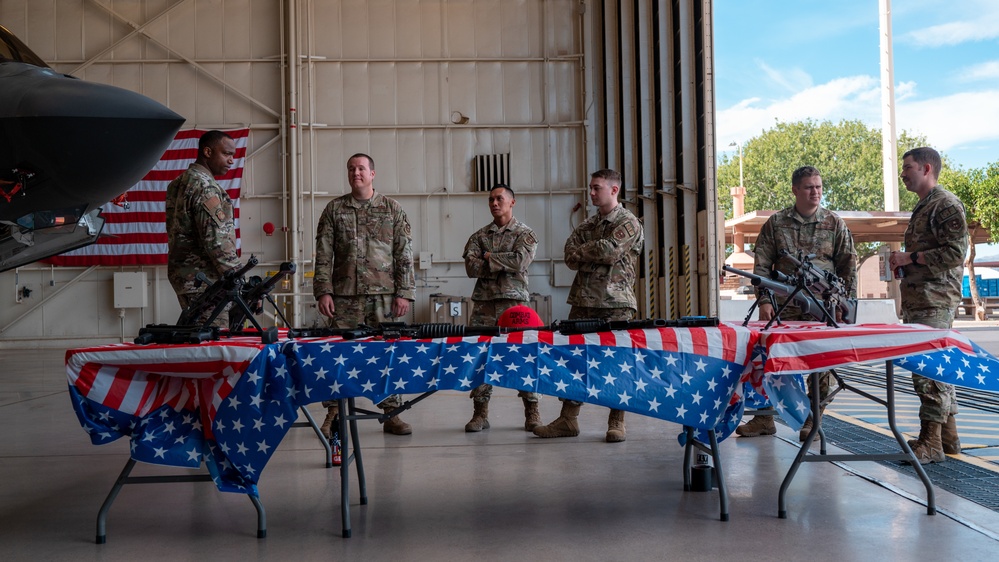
[19,73,182,123]
[1,64,185,222]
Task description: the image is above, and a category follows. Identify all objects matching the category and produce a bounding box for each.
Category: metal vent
[474,153,510,191]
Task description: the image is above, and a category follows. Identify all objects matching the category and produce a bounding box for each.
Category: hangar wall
[0,0,717,348]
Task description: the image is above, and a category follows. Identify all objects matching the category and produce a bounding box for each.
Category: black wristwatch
[911,251,920,264]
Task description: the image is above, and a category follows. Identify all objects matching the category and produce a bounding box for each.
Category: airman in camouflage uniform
[462,184,542,432]
[313,153,416,437]
[533,169,644,443]
[890,147,968,464]
[165,130,241,328]
[736,166,858,440]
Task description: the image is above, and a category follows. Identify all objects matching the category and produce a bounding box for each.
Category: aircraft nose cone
[1,68,185,222]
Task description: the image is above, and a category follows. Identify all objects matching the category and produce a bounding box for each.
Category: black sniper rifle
[292,316,719,340]
[723,250,857,329]
[135,256,297,344]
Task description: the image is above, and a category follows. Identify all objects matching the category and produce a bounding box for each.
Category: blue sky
[714,0,999,171]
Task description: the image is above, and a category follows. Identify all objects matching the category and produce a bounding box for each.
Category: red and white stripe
[47,128,249,266]
[758,321,975,374]
[66,337,265,417]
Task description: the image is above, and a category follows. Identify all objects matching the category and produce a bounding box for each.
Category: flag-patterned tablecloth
[66,322,999,495]
[741,321,999,429]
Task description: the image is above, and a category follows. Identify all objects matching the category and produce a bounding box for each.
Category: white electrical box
[113,272,148,308]
[419,251,432,270]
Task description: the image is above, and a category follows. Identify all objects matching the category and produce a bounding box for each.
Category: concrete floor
[3,347,999,561]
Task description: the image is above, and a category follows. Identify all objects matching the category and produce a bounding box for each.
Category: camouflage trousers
[903,307,959,424]
[561,306,635,407]
[469,298,540,403]
[176,291,229,328]
[321,294,403,411]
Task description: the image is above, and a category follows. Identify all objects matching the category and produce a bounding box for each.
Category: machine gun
[291,316,720,341]
[723,251,856,329]
[723,264,828,328]
[176,256,259,327]
[228,261,296,332]
[136,256,296,345]
[779,250,858,325]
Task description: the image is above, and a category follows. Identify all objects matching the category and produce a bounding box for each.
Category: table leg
[778,361,937,518]
[884,361,936,515]
[95,457,267,543]
[296,405,333,468]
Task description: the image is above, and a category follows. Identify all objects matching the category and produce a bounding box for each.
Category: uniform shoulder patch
[202,195,227,226]
[937,205,960,223]
[613,221,637,241]
[524,231,538,246]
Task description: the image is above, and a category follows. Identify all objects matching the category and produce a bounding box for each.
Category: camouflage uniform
[559,204,643,406]
[314,192,416,411]
[463,217,540,403]
[313,192,415,302]
[165,163,240,327]
[753,205,858,400]
[565,205,644,312]
[900,187,968,423]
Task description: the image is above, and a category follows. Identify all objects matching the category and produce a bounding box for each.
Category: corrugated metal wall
[0,0,716,348]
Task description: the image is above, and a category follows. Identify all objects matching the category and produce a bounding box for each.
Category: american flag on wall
[46,128,249,266]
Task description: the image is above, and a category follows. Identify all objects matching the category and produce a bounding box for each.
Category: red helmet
[497,305,544,329]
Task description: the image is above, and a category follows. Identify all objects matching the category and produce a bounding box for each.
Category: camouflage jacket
[165,163,240,295]
[901,186,968,312]
[753,205,858,307]
[313,192,415,301]
[463,217,538,302]
[565,204,644,309]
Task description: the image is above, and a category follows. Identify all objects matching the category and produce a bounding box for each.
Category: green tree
[945,162,999,318]
[718,119,931,259]
[718,119,930,217]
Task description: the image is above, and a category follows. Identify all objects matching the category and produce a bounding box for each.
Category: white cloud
[716,75,880,146]
[958,60,999,81]
[896,90,999,151]
[717,76,999,163]
[757,60,813,93]
[898,4,999,47]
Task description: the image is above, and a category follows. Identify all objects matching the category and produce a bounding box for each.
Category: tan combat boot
[319,405,338,440]
[523,399,542,432]
[907,420,946,464]
[941,414,961,455]
[532,402,581,438]
[798,407,824,441]
[382,407,413,435]
[735,415,776,437]
[606,409,626,443]
[464,400,490,432]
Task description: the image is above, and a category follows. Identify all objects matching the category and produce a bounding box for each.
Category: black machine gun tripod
[723,250,857,330]
[135,256,297,344]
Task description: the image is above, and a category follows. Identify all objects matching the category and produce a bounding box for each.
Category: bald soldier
[165,130,241,327]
